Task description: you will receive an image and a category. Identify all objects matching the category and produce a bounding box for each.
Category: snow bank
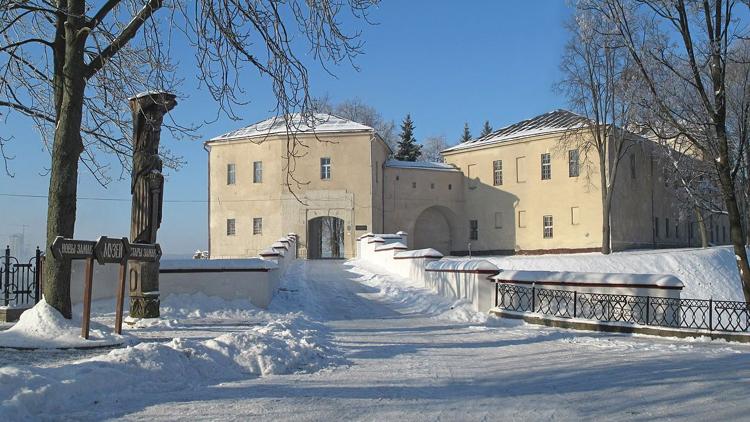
[160,258,277,271]
[454,246,746,301]
[0,314,342,419]
[0,299,125,349]
[159,292,262,320]
[347,261,490,325]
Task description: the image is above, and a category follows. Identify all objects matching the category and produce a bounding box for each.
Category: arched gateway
[307,216,345,259]
[413,206,454,255]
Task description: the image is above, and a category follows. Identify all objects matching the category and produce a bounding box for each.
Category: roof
[209,113,374,142]
[385,159,459,172]
[442,109,590,153]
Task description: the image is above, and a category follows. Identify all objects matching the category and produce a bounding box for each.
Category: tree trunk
[43,1,88,318]
[600,155,612,255]
[694,207,709,248]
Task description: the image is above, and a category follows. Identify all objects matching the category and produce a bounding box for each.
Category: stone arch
[307,216,345,259]
[412,206,457,255]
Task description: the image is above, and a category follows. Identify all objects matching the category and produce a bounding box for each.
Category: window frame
[493,159,503,186]
[252,217,262,235]
[253,161,262,183]
[543,215,553,239]
[568,149,580,177]
[320,157,331,180]
[226,218,236,236]
[227,163,236,185]
[541,153,551,180]
[469,219,479,241]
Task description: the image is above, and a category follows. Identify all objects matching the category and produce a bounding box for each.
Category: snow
[374,242,407,251]
[385,159,459,172]
[2,259,750,420]
[425,258,499,272]
[210,113,373,142]
[0,298,125,349]
[449,246,747,301]
[394,248,443,259]
[494,270,684,288]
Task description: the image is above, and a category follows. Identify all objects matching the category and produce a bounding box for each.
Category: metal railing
[495,283,750,333]
[2,246,43,307]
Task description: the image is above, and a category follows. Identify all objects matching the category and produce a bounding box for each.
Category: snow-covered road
[112,260,750,421]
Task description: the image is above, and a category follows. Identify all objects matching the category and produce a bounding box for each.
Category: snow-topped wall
[69,234,299,309]
[357,232,686,313]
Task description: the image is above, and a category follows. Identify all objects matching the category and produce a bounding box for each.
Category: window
[493,160,503,186]
[516,156,526,182]
[320,157,331,180]
[448,184,452,190]
[253,218,262,235]
[518,210,527,228]
[430,183,435,189]
[571,206,580,225]
[253,161,262,183]
[226,218,236,236]
[469,220,478,240]
[630,153,636,179]
[543,215,553,239]
[654,217,659,239]
[568,150,580,177]
[665,218,670,238]
[227,163,236,185]
[494,212,503,229]
[396,175,400,181]
[541,153,551,180]
[412,182,417,189]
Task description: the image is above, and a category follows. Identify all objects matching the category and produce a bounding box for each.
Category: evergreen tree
[460,122,472,143]
[395,114,422,161]
[480,120,493,137]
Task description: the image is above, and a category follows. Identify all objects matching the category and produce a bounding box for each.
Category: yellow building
[206,110,729,258]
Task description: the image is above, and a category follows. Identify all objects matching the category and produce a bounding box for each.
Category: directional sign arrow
[93,236,130,265]
[128,243,162,262]
[50,236,96,260]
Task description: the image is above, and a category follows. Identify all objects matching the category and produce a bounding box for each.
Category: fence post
[573,290,577,318]
[709,298,713,331]
[645,296,650,325]
[34,247,41,304]
[3,245,9,306]
[531,285,536,313]
[494,282,499,308]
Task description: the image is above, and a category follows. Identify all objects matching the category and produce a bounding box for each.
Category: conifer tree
[460,122,472,143]
[395,114,422,161]
[481,120,493,137]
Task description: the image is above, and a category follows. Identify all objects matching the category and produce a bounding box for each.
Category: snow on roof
[374,242,408,251]
[210,113,373,142]
[385,159,459,172]
[492,270,684,289]
[426,259,499,273]
[394,248,443,259]
[443,109,590,153]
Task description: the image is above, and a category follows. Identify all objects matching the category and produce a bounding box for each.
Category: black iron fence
[495,283,750,333]
[2,246,43,307]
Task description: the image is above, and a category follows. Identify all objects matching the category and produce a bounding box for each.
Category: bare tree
[421,134,450,163]
[312,96,397,151]
[0,0,377,318]
[558,4,639,254]
[596,0,750,300]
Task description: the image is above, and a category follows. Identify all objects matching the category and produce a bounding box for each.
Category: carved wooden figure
[128,92,176,318]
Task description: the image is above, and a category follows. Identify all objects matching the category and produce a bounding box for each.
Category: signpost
[49,236,162,338]
[50,237,96,339]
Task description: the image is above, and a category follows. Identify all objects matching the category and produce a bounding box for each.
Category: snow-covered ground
[2,259,750,421]
[450,246,747,301]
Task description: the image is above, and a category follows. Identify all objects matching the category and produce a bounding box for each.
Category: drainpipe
[204,142,211,258]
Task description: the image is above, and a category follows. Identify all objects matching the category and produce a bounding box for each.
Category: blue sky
[0,1,572,256]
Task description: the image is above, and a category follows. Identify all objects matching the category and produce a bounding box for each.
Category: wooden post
[115,261,127,335]
[81,257,94,339]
